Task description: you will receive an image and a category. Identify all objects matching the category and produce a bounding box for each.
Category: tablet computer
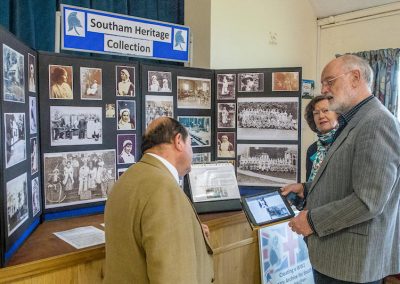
[241,191,295,227]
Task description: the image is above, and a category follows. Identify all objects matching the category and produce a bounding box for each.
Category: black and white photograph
[118,168,129,178]
[177,76,211,109]
[105,103,115,118]
[31,177,40,217]
[192,152,211,164]
[50,106,102,146]
[148,71,172,92]
[117,100,136,130]
[145,95,174,127]
[178,116,211,147]
[80,67,102,100]
[237,97,298,140]
[116,66,135,97]
[272,71,300,91]
[5,113,26,168]
[30,137,38,175]
[237,144,297,187]
[7,173,28,236]
[238,72,264,93]
[218,103,236,128]
[217,132,235,158]
[49,65,73,99]
[43,149,116,208]
[117,134,136,164]
[29,96,37,134]
[217,74,236,100]
[28,53,36,93]
[3,44,25,103]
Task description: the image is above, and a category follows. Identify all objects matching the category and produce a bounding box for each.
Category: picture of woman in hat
[118,108,135,130]
[118,139,135,164]
[117,67,135,96]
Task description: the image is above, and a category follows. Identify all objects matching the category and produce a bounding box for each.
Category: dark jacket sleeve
[306,141,318,182]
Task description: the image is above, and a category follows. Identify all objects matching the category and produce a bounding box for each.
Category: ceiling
[309,0,400,18]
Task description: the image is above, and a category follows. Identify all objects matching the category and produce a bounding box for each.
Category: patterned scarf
[308,127,338,182]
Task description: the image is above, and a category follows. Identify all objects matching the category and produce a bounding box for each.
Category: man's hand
[201,223,210,238]
[288,210,313,237]
[281,183,305,199]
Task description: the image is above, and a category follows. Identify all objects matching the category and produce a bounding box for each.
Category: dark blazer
[305,141,317,181]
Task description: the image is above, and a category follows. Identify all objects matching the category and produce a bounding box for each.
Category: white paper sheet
[53,226,105,249]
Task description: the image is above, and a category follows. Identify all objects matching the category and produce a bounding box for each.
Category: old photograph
[43,149,116,208]
[217,74,236,100]
[80,67,102,100]
[49,65,73,99]
[31,176,41,217]
[29,96,38,134]
[116,66,135,97]
[145,95,173,127]
[178,116,211,147]
[105,104,115,118]
[3,44,25,103]
[177,76,211,109]
[192,152,211,164]
[237,144,297,187]
[5,113,26,168]
[118,168,129,178]
[30,137,38,175]
[218,103,236,128]
[117,100,136,130]
[7,173,28,236]
[238,72,264,93]
[117,134,136,164]
[28,53,36,93]
[237,97,298,140]
[148,71,172,92]
[272,72,300,91]
[217,132,235,158]
[50,106,102,146]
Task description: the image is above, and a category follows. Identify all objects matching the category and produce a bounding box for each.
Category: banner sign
[60,4,190,62]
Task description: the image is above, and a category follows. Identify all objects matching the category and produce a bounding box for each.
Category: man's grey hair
[339,54,374,92]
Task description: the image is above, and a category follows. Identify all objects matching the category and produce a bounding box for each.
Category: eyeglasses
[321,70,353,88]
[312,109,329,117]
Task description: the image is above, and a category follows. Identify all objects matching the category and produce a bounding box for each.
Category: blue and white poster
[258,221,314,284]
[61,4,190,62]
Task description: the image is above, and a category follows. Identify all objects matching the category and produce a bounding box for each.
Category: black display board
[0,26,42,266]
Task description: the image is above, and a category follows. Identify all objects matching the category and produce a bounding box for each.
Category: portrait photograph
[117,134,136,165]
[238,72,264,93]
[29,96,38,134]
[43,149,116,208]
[237,144,298,187]
[177,76,211,109]
[178,116,211,147]
[30,137,39,175]
[3,44,25,103]
[49,65,73,100]
[80,67,102,100]
[217,74,236,100]
[50,106,102,146]
[105,103,115,118]
[192,152,211,164]
[116,65,135,97]
[217,132,235,158]
[7,172,28,236]
[272,72,300,91]
[145,95,174,127]
[28,53,36,93]
[31,176,41,217]
[148,71,172,92]
[218,103,236,128]
[117,100,136,130]
[4,112,26,169]
[237,97,298,140]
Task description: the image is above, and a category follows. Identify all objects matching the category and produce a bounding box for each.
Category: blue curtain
[0,0,184,52]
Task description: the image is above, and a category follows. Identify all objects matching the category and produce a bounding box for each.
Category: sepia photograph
[238,72,264,93]
[145,95,173,127]
[7,172,28,236]
[43,149,116,208]
[50,106,102,146]
[28,53,36,93]
[237,97,298,140]
[177,76,211,109]
[116,66,135,97]
[237,144,297,187]
[218,103,236,128]
[49,65,73,99]
[178,116,211,147]
[30,137,38,175]
[31,176,41,217]
[217,132,235,158]
[4,113,26,168]
[217,74,236,100]
[105,104,115,118]
[117,100,136,130]
[80,67,102,100]
[117,134,136,164]
[3,44,25,103]
[148,71,172,92]
[192,152,211,164]
[29,96,38,134]
[272,72,300,91]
